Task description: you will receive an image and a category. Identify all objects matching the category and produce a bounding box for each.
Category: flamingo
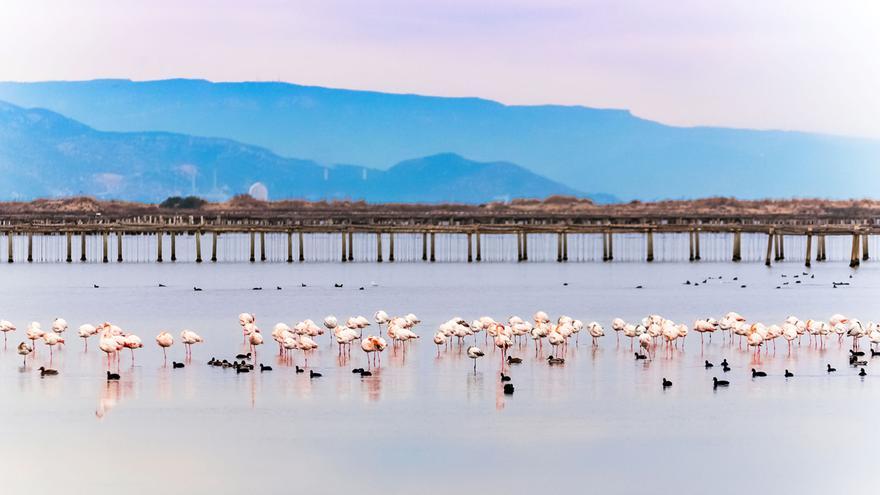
[156,331,173,363]
[238,313,255,343]
[123,334,143,363]
[42,332,64,361]
[78,324,97,351]
[25,322,44,353]
[433,331,447,356]
[611,318,626,344]
[588,322,604,347]
[17,341,32,365]
[180,329,203,358]
[52,318,68,337]
[466,345,484,373]
[0,320,16,347]
[99,332,121,370]
[323,315,338,344]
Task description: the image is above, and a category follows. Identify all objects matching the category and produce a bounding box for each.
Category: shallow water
[0,260,877,494]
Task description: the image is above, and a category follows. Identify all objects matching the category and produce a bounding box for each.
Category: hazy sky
[2,0,878,138]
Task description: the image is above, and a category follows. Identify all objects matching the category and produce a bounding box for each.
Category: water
[0,260,877,494]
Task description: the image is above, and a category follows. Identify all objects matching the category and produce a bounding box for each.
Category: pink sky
[1,0,878,138]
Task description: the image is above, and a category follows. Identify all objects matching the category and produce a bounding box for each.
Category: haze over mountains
[0,100,582,202]
[1,78,879,201]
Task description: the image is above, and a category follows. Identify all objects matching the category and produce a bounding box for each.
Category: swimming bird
[503,383,515,395]
[260,364,272,372]
[500,372,511,382]
[784,370,794,377]
[310,370,322,378]
[721,359,729,367]
[507,356,523,364]
[547,355,565,365]
[17,341,32,365]
[295,365,305,373]
[107,371,120,380]
[705,360,714,368]
[751,368,767,377]
[722,365,731,372]
[859,368,867,377]
[662,378,672,388]
[467,346,485,373]
[634,352,647,360]
[827,364,837,373]
[193,286,202,291]
[236,352,252,360]
[172,361,185,369]
[38,366,58,376]
[713,377,729,389]
[360,370,372,377]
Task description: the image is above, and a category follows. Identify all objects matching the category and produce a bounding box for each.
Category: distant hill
[1,79,879,199]
[0,100,593,203]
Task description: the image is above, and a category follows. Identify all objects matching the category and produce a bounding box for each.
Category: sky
[1,0,878,138]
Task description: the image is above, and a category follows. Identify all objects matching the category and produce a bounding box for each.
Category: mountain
[0,100,589,203]
[0,79,879,200]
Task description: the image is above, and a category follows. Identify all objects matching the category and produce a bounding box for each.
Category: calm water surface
[1,260,878,494]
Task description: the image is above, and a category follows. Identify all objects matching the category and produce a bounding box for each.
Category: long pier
[0,207,876,266]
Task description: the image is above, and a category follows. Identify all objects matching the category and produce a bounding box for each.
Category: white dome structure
[248,182,269,201]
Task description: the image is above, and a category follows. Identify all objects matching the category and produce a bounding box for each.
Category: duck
[704,360,714,368]
[784,369,794,377]
[713,377,729,388]
[236,366,250,374]
[107,371,121,380]
[360,370,373,377]
[859,368,867,377]
[172,361,185,369]
[503,383,515,395]
[310,370,322,378]
[547,356,565,365]
[236,352,252,360]
[662,378,672,388]
[352,368,365,374]
[259,364,272,372]
[38,366,58,376]
[721,359,729,367]
[506,356,523,364]
[827,364,837,373]
[500,373,512,382]
[851,349,866,357]
[634,352,647,360]
[295,366,305,373]
[722,365,731,372]
[751,368,767,377]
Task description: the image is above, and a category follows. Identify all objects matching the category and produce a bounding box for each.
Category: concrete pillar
[467,232,473,262]
[211,231,218,262]
[286,231,294,263]
[475,230,482,262]
[27,232,33,263]
[66,231,72,263]
[819,234,826,261]
[80,232,87,262]
[6,232,11,263]
[522,230,528,261]
[805,231,812,268]
[348,231,353,261]
[298,230,305,262]
[602,231,608,261]
[170,232,176,262]
[765,229,774,266]
[850,232,860,268]
[694,228,701,261]
[376,232,383,262]
[862,234,869,261]
[156,231,163,262]
[774,234,780,261]
[688,230,695,261]
[562,232,568,262]
[779,234,785,260]
[646,229,654,262]
[430,232,436,262]
[260,232,266,262]
[732,231,741,262]
[249,231,255,262]
[341,231,347,262]
[557,232,563,262]
[195,231,202,263]
[388,232,395,262]
[102,231,108,263]
[607,231,613,261]
[117,232,123,262]
[517,231,523,262]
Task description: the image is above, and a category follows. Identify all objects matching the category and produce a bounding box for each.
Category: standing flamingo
[25,322,44,354]
[123,334,143,363]
[17,341,32,365]
[248,330,264,358]
[0,320,16,347]
[180,330,203,358]
[78,324,97,351]
[467,345,484,373]
[43,332,64,361]
[156,331,174,363]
